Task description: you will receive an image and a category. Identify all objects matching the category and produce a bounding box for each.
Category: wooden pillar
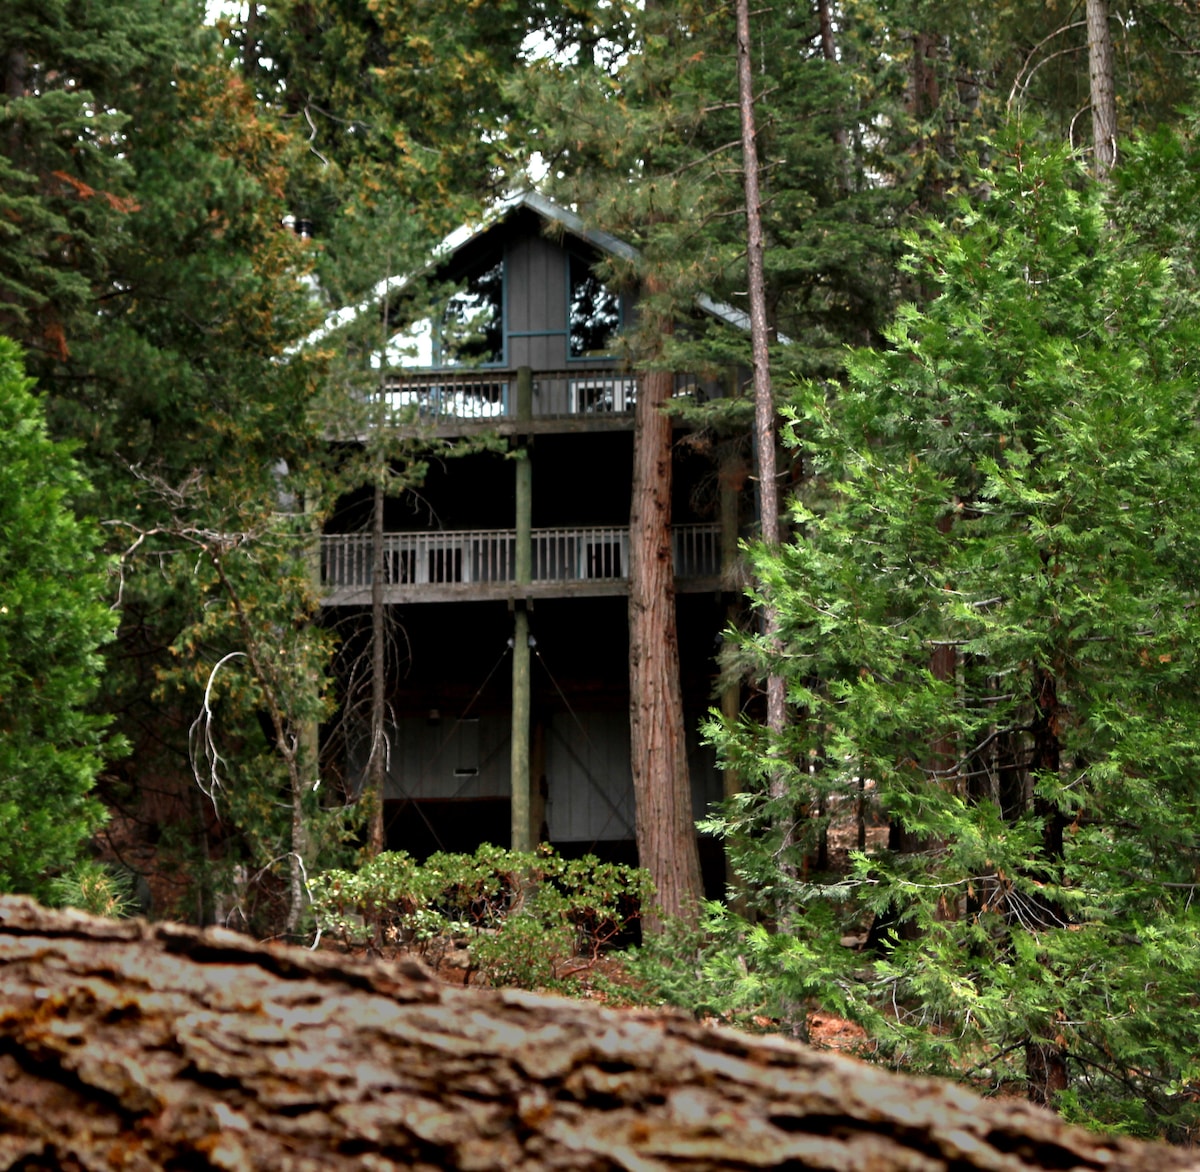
[367,478,386,855]
[511,366,534,852]
[511,609,532,851]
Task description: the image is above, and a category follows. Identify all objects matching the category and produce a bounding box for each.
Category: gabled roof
[298,190,756,351]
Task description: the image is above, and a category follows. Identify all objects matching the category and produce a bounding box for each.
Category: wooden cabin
[318,194,747,891]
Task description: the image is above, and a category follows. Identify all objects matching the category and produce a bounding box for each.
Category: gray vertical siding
[363,707,721,843]
[545,711,636,842]
[380,715,511,801]
[544,712,723,843]
[506,234,569,371]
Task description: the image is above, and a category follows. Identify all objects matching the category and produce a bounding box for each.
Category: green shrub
[0,339,119,899]
[48,861,137,919]
[309,844,654,989]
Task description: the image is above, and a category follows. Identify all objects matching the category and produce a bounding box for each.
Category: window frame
[565,248,623,364]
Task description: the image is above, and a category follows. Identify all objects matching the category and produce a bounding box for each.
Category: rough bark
[242,3,261,83]
[910,31,941,120]
[1,896,1196,1172]
[1087,0,1118,180]
[815,0,851,164]
[816,0,837,66]
[628,315,705,930]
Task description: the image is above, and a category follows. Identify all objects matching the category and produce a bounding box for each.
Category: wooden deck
[334,367,725,439]
[320,523,722,606]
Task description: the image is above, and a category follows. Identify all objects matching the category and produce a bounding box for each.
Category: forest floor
[314,799,893,1055]
[326,933,874,1056]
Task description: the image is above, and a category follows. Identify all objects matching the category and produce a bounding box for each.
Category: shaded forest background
[5,0,1200,1142]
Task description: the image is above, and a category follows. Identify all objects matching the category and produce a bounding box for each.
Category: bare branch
[1007,22,1088,111]
[188,649,247,816]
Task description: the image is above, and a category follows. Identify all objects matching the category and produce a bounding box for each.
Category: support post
[511,608,532,852]
[367,478,386,856]
[511,367,534,851]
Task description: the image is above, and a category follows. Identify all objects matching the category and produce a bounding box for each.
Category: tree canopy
[0,338,117,898]
[705,132,1200,1137]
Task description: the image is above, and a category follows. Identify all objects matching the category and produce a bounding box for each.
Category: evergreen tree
[710,139,1200,1135]
[1,0,159,357]
[517,0,908,924]
[0,338,117,899]
[78,41,341,935]
[2,1,349,931]
[234,0,539,310]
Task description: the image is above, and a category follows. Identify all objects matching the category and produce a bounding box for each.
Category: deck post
[511,366,534,851]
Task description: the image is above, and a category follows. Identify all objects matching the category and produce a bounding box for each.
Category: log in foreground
[0,896,1194,1172]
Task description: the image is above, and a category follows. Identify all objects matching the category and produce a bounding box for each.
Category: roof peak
[296,189,757,352]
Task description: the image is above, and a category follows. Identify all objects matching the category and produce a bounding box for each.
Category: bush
[48,861,136,919]
[0,338,118,898]
[309,844,654,989]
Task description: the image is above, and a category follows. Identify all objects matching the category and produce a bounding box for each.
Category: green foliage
[48,860,136,919]
[0,338,118,899]
[238,0,534,307]
[0,0,159,350]
[625,900,851,1027]
[521,1,902,381]
[4,4,352,931]
[310,844,654,989]
[706,136,1200,1138]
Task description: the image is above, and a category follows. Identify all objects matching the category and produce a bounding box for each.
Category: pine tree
[520,0,723,924]
[711,138,1200,1134]
[236,0,538,310]
[2,1,352,932]
[80,44,340,935]
[515,0,916,923]
[1,0,153,357]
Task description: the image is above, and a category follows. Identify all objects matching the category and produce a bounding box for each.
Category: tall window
[569,253,621,359]
[441,258,504,365]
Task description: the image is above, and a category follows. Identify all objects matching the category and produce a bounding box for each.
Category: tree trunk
[815,0,851,165]
[366,477,387,857]
[243,2,261,83]
[1026,666,1069,1105]
[628,307,704,929]
[736,0,799,936]
[907,29,948,215]
[1,896,1195,1172]
[910,31,941,119]
[735,0,784,744]
[1087,0,1118,180]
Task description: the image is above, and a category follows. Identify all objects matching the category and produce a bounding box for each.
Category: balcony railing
[378,368,719,422]
[320,523,721,592]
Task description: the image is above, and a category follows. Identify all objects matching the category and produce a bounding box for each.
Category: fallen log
[0,895,1194,1171]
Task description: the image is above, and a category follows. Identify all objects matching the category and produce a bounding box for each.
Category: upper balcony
[320,523,723,606]
[368,366,722,439]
